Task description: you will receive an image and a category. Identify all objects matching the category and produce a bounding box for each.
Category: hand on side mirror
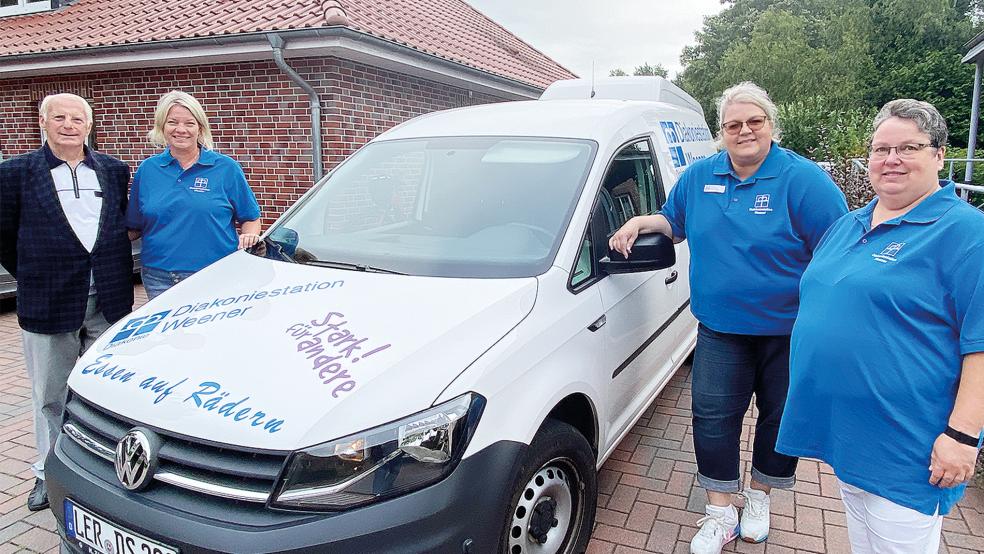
[600,233,676,274]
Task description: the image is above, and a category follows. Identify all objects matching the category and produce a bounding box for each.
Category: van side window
[570,138,665,290]
[600,140,664,229]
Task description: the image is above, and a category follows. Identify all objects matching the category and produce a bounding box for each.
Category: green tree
[633,62,669,77]
[676,0,983,146]
[609,68,629,77]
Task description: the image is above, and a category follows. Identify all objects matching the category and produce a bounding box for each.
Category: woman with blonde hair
[126,90,261,299]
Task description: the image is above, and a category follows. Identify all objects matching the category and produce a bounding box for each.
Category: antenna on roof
[590,61,596,99]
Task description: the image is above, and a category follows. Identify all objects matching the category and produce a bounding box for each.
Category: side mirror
[599,232,676,274]
[267,227,299,257]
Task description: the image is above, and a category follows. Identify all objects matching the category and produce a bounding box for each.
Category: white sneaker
[690,504,740,554]
[739,488,770,543]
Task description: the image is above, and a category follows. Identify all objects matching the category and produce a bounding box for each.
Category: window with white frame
[0,0,52,18]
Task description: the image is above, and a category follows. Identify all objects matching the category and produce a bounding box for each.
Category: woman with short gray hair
[610,82,848,553]
[715,81,782,144]
[778,99,984,552]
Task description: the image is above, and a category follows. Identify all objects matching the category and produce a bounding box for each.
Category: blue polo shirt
[660,143,847,335]
[777,182,984,516]
[126,148,260,272]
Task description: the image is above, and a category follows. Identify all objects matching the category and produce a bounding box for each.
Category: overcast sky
[466,0,727,79]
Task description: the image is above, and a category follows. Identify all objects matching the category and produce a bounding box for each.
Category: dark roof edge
[965,28,984,52]
[0,26,547,94]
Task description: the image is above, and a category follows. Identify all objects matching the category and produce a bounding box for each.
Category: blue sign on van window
[669,146,686,168]
[660,121,679,143]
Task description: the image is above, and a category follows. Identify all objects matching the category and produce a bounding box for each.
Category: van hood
[70,252,536,451]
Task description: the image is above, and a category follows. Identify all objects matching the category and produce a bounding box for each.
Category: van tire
[500,419,597,554]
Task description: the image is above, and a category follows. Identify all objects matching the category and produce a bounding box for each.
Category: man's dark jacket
[0,147,134,334]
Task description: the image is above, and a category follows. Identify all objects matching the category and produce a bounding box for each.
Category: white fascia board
[0,33,540,100]
[964,42,984,64]
[0,41,270,76]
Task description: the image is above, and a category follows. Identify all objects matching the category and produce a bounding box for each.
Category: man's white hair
[39,93,93,124]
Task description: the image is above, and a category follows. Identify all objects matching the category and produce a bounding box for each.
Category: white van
[48,77,716,554]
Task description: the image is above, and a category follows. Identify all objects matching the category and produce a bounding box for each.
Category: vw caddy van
[47,77,716,554]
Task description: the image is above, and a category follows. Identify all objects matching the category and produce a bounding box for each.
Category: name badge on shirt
[703,184,726,193]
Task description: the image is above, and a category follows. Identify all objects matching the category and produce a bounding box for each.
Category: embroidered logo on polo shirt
[749,194,773,214]
[703,184,726,193]
[872,242,905,263]
[190,177,210,193]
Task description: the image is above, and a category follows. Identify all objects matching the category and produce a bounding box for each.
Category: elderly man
[0,94,133,511]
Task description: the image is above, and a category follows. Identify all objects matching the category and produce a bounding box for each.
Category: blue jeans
[691,323,798,493]
[140,266,195,301]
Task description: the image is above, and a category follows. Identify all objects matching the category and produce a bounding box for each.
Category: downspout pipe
[964,59,982,202]
[269,33,324,182]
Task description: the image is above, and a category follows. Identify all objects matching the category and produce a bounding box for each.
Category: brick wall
[0,57,507,224]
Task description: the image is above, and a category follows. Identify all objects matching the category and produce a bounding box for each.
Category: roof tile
[0,0,575,88]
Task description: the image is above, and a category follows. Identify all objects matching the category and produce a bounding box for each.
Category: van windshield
[254,137,597,278]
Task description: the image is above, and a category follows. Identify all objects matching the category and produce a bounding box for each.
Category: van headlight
[271,393,484,510]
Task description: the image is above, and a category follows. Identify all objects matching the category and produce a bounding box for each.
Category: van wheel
[501,419,597,554]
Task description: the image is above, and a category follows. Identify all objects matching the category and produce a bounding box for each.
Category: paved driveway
[0,286,981,553]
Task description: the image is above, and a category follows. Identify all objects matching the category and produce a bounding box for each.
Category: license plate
[64,499,179,554]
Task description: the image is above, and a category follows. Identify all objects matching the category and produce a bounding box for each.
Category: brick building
[0,0,575,222]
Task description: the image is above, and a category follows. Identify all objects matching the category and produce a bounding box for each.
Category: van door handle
[665,270,679,285]
[588,315,606,332]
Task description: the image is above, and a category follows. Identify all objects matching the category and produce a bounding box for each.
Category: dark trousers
[691,323,798,493]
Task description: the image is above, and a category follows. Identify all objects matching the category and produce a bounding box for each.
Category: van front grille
[62,392,290,503]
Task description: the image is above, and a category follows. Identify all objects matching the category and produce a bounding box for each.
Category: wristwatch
[944,426,982,448]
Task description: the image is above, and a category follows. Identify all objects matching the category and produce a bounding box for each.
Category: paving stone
[586,539,616,554]
[599,468,620,495]
[591,524,648,549]
[795,505,823,537]
[664,471,694,497]
[637,490,688,511]
[608,484,640,513]
[962,506,984,536]
[685,484,707,513]
[948,533,984,551]
[0,521,31,545]
[613,546,649,554]
[9,526,60,551]
[620,473,666,493]
[734,540,766,553]
[824,523,852,553]
[24,508,56,531]
[625,501,659,532]
[765,529,825,552]
[645,520,680,553]
[596,507,629,527]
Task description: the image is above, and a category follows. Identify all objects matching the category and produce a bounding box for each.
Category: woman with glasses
[609,81,847,554]
[777,99,984,553]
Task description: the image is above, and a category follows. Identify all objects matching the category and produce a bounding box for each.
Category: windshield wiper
[302,259,407,275]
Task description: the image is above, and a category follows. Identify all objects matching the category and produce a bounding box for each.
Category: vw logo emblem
[115,428,160,491]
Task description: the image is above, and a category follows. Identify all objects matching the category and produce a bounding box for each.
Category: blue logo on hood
[110,311,172,344]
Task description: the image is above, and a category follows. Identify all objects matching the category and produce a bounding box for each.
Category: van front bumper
[47,434,527,554]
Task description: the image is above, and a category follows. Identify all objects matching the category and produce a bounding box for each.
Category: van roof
[375,99,704,143]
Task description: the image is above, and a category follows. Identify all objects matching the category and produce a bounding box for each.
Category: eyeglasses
[721,116,769,135]
[868,143,936,159]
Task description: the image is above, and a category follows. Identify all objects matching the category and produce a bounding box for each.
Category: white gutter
[0,28,543,100]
